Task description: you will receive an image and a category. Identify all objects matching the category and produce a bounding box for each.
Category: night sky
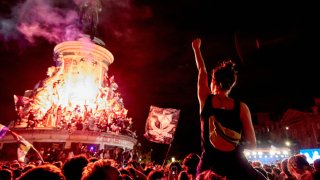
[1,0,319,162]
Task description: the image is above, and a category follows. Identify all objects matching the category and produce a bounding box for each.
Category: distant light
[171,157,175,162]
[285,141,291,146]
[285,126,289,130]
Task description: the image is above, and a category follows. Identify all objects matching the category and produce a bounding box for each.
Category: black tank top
[200,94,242,153]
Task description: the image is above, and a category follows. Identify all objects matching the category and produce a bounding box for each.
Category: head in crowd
[182,153,200,177]
[0,169,13,180]
[147,169,165,180]
[251,161,262,168]
[62,154,89,180]
[272,167,281,177]
[12,168,23,179]
[313,158,320,171]
[143,167,153,177]
[280,158,295,179]
[81,159,120,180]
[288,154,313,178]
[11,162,20,169]
[17,164,65,180]
[211,60,237,94]
[169,161,182,175]
[22,164,36,173]
[178,170,190,180]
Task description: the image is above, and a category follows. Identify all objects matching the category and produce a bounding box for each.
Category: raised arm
[192,38,211,113]
[240,102,257,149]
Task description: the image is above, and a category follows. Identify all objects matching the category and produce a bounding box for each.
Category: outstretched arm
[240,102,257,149]
[192,38,211,113]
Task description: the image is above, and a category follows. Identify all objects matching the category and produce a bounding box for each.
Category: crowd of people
[13,72,136,138]
[23,144,141,166]
[0,151,319,180]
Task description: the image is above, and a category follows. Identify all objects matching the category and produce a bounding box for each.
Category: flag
[0,124,9,139]
[10,131,33,147]
[144,105,180,144]
[10,131,33,163]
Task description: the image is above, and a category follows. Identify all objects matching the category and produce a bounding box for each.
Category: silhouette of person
[192,38,267,180]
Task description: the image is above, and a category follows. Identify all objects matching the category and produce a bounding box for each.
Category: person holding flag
[10,130,33,164]
[0,123,44,163]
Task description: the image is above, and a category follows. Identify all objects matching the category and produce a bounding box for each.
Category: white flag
[144,105,180,144]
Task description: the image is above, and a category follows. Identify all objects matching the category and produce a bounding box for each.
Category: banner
[144,105,180,144]
[0,124,9,139]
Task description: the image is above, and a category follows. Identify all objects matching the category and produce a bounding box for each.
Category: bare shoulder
[239,101,249,109]
[239,101,251,114]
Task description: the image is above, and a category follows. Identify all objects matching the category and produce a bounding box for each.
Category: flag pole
[8,130,44,163]
[161,109,181,168]
[29,143,45,163]
[161,143,172,168]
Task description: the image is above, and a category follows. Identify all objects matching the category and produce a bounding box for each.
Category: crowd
[0,151,319,180]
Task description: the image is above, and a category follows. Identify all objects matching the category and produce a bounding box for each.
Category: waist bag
[209,115,241,151]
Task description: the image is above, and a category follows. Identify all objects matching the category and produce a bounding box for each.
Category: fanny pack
[209,115,241,151]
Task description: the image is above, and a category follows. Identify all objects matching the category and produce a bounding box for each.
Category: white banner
[144,105,180,144]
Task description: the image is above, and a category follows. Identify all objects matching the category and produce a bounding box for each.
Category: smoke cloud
[0,0,153,46]
[0,0,82,44]
[17,0,81,43]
